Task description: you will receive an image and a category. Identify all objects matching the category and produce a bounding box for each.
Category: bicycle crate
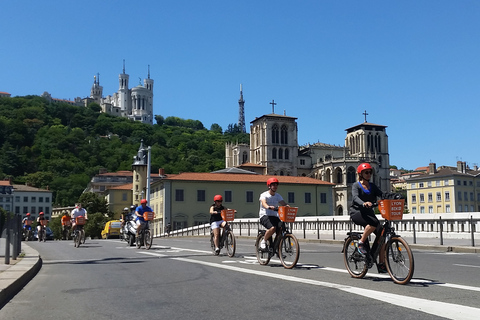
[221,209,235,221]
[143,211,155,221]
[25,220,32,226]
[278,206,298,222]
[379,199,405,220]
[39,219,48,226]
[75,216,86,225]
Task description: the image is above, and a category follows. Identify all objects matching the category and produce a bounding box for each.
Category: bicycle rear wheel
[255,234,271,265]
[136,232,142,249]
[385,237,414,285]
[343,236,368,278]
[74,231,81,248]
[144,229,153,250]
[225,231,236,257]
[210,232,217,254]
[278,234,300,269]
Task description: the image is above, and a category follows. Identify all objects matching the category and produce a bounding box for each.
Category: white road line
[453,263,480,269]
[138,250,480,319]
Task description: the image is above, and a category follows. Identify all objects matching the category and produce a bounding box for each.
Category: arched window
[281,125,288,144]
[336,168,343,184]
[285,148,289,160]
[242,151,248,163]
[272,124,279,144]
[347,167,356,183]
[278,148,283,159]
[272,148,277,159]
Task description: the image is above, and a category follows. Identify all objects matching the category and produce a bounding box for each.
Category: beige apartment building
[406,162,480,214]
[148,172,334,231]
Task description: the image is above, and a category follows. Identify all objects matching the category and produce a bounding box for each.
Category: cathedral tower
[238,84,246,133]
[132,140,148,205]
[118,59,131,115]
[90,73,103,103]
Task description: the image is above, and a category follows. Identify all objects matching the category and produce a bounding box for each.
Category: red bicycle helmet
[26,213,30,216]
[140,199,148,204]
[213,195,223,202]
[357,163,372,174]
[39,212,44,215]
[267,177,279,186]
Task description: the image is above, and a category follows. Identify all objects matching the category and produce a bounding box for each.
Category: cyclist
[61,211,72,240]
[71,203,88,238]
[349,162,387,273]
[258,177,289,250]
[120,207,129,230]
[209,195,233,254]
[135,199,154,238]
[22,213,33,239]
[36,212,48,241]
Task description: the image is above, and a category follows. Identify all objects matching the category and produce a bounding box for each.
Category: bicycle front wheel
[385,237,414,285]
[136,232,142,249]
[278,234,300,269]
[225,231,236,257]
[144,229,153,250]
[75,232,81,248]
[343,236,368,278]
[255,234,271,265]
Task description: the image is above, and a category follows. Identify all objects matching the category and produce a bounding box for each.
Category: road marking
[138,250,480,319]
[454,263,480,269]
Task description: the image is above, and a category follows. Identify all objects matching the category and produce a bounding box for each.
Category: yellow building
[406,162,480,214]
[149,172,335,231]
[105,183,133,219]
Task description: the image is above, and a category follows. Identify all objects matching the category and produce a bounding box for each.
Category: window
[428,193,432,202]
[197,190,205,202]
[470,192,474,201]
[23,206,28,214]
[300,159,305,165]
[31,197,36,203]
[175,189,184,201]
[272,148,277,159]
[428,206,433,213]
[412,207,417,214]
[436,192,441,201]
[419,194,424,203]
[446,204,450,213]
[246,191,254,203]
[288,192,295,203]
[39,197,44,203]
[305,192,311,204]
[278,148,283,159]
[411,194,416,204]
[272,125,279,144]
[24,196,28,202]
[420,206,425,213]
[464,192,468,202]
[46,197,50,203]
[458,205,462,212]
[427,181,432,187]
[281,125,288,144]
[457,180,461,185]
[463,181,467,186]
[445,180,449,186]
[458,191,462,201]
[285,148,289,160]
[436,181,440,187]
[419,183,424,188]
[122,193,127,201]
[445,191,450,201]
[465,205,469,212]
[411,183,415,189]
[320,193,327,203]
[225,191,232,202]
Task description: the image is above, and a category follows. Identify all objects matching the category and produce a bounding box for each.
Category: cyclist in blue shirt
[135,199,154,237]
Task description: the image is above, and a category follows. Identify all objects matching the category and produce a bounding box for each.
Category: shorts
[136,219,146,226]
[350,209,381,235]
[260,215,283,230]
[211,220,224,230]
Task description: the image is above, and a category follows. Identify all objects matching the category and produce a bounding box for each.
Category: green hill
[0,96,248,206]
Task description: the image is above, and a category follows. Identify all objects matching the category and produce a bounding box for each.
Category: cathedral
[83,61,154,125]
[226,89,390,216]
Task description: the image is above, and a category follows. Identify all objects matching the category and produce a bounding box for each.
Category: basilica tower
[132,140,148,205]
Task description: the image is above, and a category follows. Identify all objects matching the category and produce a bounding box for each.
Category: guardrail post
[5,214,11,264]
[332,218,335,240]
[471,215,475,247]
[303,219,306,239]
[413,216,416,244]
[317,218,320,240]
[439,216,443,245]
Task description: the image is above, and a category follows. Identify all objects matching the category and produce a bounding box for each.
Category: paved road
[1,237,480,319]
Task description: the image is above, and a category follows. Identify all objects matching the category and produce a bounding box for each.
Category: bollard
[439,216,443,245]
[303,219,306,239]
[317,218,320,240]
[332,218,335,240]
[413,216,416,244]
[5,214,11,264]
[471,216,475,247]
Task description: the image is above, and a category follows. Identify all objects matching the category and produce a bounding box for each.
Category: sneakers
[215,247,220,255]
[357,242,367,255]
[260,239,266,249]
[377,263,388,274]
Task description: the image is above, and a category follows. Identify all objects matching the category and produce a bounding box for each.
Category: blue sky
[1,1,479,171]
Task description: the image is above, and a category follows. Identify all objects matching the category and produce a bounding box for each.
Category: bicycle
[342,199,415,285]
[255,206,300,269]
[37,220,48,242]
[210,209,236,257]
[136,211,154,250]
[73,216,86,248]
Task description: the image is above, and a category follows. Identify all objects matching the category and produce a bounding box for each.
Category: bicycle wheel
[255,234,271,265]
[343,236,368,278]
[278,234,300,269]
[225,231,236,257]
[210,232,216,254]
[385,237,414,285]
[75,231,81,248]
[144,229,153,250]
[136,232,142,249]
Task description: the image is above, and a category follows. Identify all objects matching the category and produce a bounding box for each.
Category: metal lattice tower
[238,84,246,133]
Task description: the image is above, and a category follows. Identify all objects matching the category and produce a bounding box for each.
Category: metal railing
[1,214,22,264]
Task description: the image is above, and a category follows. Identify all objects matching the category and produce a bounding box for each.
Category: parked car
[33,227,54,240]
[101,220,122,239]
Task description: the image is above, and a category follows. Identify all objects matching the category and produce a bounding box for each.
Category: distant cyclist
[349,163,387,273]
[22,213,33,232]
[71,203,88,235]
[258,177,289,250]
[36,212,48,241]
[209,195,234,254]
[61,211,72,240]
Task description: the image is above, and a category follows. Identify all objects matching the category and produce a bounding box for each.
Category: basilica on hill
[225,90,391,216]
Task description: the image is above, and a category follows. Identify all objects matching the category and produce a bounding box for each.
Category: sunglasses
[363,171,372,174]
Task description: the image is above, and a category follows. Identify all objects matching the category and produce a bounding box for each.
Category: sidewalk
[0,237,42,308]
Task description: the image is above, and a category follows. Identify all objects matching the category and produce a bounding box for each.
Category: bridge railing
[157,213,480,247]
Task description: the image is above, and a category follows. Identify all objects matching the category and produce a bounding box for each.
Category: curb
[0,244,42,308]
